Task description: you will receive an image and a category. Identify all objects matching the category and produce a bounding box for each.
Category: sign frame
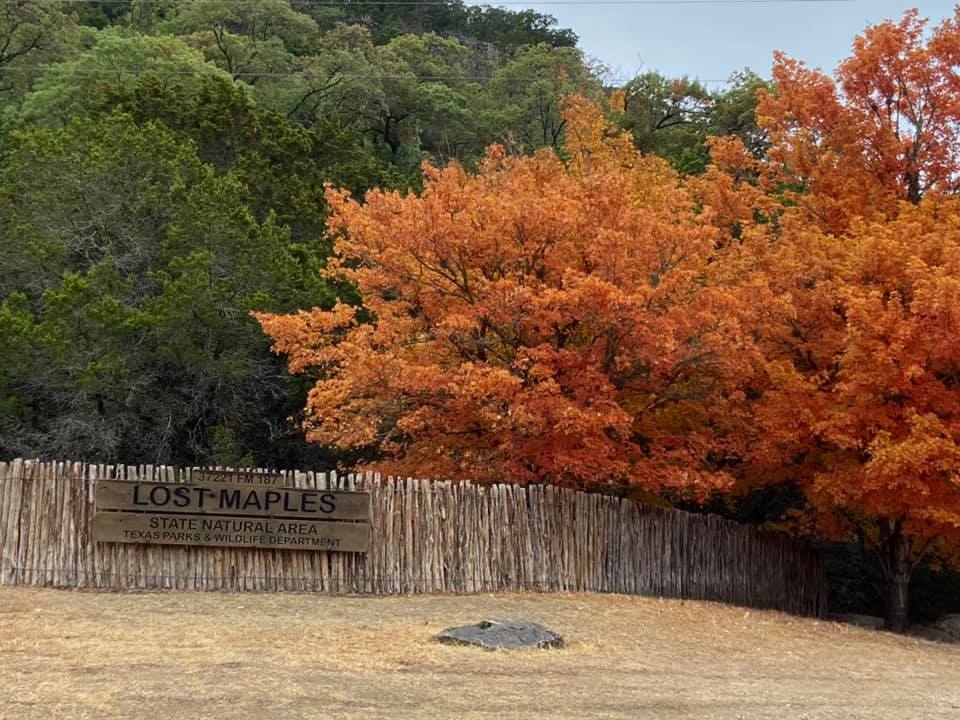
[92,477,371,554]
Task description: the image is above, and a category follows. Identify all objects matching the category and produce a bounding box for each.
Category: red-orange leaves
[256,97,754,490]
[757,9,960,232]
[806,202,960,543]
[690,11,960,593]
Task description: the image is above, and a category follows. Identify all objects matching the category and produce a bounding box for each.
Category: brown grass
[1,588,958,720]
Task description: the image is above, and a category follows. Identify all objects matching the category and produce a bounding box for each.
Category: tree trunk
[879,522,913,633]
[884,566,910,633]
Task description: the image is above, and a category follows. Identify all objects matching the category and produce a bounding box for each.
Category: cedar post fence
[0,459,826,616]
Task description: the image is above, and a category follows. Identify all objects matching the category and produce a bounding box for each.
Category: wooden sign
[93,512,369,552]
[93,479,370,553]
[95,480,369,520]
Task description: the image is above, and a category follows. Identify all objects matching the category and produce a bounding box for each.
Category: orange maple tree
[256,96,760,492]
[697,9,960,630]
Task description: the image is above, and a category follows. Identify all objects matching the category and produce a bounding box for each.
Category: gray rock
[436,620,564,650]
[827,613,886,630]
[909,624,960,644]
[933,614,960,640]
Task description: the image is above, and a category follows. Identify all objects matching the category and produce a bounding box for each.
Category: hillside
[0,0,761,469]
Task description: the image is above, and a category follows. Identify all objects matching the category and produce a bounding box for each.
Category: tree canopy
[257,97,759,489]
[694,8,960,630]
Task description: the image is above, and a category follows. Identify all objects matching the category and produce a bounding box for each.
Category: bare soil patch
[1,587,958,719]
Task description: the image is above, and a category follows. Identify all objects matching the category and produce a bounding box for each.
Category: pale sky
[468,1,957,85]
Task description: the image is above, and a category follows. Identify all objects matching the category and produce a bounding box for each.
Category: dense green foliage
[621,70,770,174]
[0,0,765,467]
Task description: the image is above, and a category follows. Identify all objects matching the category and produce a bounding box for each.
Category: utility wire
[0,67,498,79]
[0,66,740,83]
[58,0,858,5]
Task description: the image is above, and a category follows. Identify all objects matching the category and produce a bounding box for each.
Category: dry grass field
[1,588,958,720]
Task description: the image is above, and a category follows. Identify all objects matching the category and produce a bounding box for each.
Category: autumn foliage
[257,96,761,491]
[692,9,960,629]
[258,9,960,629]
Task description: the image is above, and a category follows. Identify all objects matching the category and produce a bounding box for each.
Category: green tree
[0,0,76,101]
[0,113,339,465]
[18,28,229,125]
[483,44,600,152]
[300,0,576,51]
[89,69,400,244]
[621,70,769,174]
[287,26,485,169]
[166,0,317,78]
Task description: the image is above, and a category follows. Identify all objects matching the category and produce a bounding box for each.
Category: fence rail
[0,459,826,616]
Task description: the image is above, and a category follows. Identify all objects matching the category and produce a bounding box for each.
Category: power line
[0,67,496,80]
[59,0,857,4]
[0,66,739,83]
[0,67,494,80]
